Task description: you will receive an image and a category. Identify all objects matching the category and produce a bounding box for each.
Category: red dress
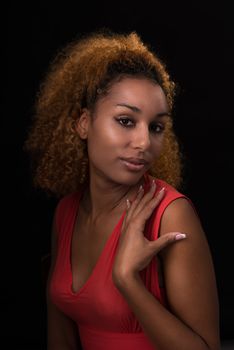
[49,173,190,349]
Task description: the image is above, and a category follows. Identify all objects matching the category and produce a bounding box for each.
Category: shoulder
[56,191,79,210]
[156,181,209,265]
[149,175,196,221]
[55,191,79,218]
[54,191,81,233]
[147,175,201,238]
[160,192,202,239]
[146,174,185,202]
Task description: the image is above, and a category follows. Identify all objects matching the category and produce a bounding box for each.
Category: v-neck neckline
[68,172,150,297]
[68,187,126,297]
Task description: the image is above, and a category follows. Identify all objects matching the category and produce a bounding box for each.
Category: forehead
[97,77,169,113]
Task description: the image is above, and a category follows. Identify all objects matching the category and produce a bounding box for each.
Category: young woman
[25,31,220,350]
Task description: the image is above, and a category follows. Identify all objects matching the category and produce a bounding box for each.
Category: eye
[149,121,164,134]
[116,117,135,127]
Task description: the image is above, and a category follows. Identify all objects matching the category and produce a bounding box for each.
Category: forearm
[47,322,83,350]
[48,339,82,350]
[47,299,83,350]
[47,326,81,350]
[47,325,83,350]
[114,273,212,350]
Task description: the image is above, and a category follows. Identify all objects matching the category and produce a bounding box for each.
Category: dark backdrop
[6,1,234,349]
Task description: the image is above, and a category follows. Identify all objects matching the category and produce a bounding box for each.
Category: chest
[50,200,166,330]
[70,211,121,294]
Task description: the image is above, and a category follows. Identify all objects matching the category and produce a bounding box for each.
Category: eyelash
[116,117,165,134]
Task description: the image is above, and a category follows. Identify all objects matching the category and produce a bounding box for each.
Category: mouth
[120,157,149,172]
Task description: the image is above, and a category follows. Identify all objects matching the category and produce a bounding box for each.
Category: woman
[25,31,220,349]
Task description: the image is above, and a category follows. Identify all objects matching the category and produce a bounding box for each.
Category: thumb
[150,231,187,254]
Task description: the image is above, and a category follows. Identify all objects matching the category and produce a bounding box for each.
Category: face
[78,77,170,186]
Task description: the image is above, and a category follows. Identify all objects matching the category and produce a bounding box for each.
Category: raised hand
[112,180,186,283]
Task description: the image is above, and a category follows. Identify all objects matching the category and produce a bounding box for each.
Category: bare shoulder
[159,196,214,291]
[160,196,204,238]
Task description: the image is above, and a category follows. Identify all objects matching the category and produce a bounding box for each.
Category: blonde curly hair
[24,30,183,197]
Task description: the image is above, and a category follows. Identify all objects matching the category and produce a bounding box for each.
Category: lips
[121,157,149,165]
[120,157,149,172]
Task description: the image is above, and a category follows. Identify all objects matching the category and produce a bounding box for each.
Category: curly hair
[24,30,183,197]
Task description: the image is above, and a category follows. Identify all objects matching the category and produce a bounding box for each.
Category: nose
[131,123,150,150]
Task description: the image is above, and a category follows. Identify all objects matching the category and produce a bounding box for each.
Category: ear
[76,109,90,140]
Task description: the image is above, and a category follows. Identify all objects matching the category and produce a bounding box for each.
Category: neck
[81,171,145,221]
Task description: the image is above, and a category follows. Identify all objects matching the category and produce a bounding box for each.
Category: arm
[46,211,83,350]
[160,198,220,348]
[114,197,220,350]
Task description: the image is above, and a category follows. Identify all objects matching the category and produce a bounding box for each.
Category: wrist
[112,269,141,290]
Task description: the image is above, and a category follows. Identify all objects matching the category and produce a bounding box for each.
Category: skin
[47,77,220,349]
[77,78,170,218]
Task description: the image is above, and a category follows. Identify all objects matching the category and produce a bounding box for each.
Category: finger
[150,231,187,254]
[121,199,131,232]
[151,186,166,208]
[139,187,166,222]
[124,182,163,232]
[134,185,165,220]
[125,185,145,222]
[133,180,157,217]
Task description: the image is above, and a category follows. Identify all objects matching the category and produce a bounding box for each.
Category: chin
[110,172,145,187]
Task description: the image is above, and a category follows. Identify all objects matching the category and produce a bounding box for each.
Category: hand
[112,180,186,285]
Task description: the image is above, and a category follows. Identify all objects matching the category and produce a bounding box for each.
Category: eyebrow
[116,103,170,117]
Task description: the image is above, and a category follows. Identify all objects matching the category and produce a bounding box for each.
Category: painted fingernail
[158,187,165,194]
[151,180,156,189]
[126,198,131,209]
[175,233,187,240]
[137,185,143,194]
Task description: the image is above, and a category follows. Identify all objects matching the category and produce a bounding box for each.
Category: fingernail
[137,185,143,194]
[126,198,131,209]
[151,180,156,189]
[175,233,187,240]
[159,187,165,194]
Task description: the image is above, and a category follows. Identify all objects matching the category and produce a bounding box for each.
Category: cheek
[150,136,164,157]
[87,122,124,156]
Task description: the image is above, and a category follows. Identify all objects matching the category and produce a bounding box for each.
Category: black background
[6,1,234,349]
